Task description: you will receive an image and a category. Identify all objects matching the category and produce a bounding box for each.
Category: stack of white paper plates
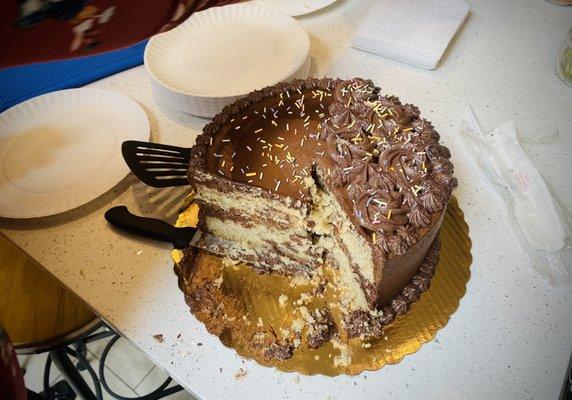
[145,3,311,118]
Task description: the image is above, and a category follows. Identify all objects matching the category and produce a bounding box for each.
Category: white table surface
[2,0,572,399]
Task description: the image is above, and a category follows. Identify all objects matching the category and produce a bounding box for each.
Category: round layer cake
[187,77,457,341]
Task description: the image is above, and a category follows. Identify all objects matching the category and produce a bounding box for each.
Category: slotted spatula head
[122,141,191,187]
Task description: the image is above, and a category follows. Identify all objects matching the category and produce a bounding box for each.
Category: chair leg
[27,389,44,400]
[40,380,77,400]
[39,325,183,400]
[49,348,99,400]
[74,341,89,371]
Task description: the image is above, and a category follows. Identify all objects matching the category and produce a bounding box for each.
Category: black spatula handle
[105,206,196,248]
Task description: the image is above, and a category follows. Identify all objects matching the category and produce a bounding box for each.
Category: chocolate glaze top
[203,85,335,198]
[189,77,457,256]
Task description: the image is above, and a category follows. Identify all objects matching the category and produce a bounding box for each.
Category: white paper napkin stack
[352,0,470,70]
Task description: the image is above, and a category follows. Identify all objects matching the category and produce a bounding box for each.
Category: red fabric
[0,0,240,68]
[0,328,26,400]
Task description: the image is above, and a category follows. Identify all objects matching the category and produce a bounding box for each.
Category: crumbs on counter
[234,368,248,381]
[153,334,164,343]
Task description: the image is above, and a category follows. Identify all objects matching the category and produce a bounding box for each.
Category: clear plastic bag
[459,105,572,286]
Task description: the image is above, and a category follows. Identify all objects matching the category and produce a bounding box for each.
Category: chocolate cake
[188,77,457,339]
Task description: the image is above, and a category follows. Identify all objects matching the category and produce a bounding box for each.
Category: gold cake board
[173,196,471,376]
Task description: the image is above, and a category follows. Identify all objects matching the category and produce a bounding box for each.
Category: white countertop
[2,0,571,399]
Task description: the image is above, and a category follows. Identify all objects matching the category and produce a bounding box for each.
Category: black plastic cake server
[104,206,234,260]
[104,206,196,249]
[121,141,191,188]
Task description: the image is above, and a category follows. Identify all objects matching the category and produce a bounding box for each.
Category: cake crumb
[332,340,352,367]
[291,318,305,333]
[314,355,320,360]
[152,334,164,343]
[334,353,352,367]
[278,294,288,307]
[295,292,312,306]
[221,257,238,267]
[234,368,248,381]
[290,275,311,287]
[298,306,316,324]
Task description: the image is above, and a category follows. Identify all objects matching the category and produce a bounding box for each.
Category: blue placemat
[0,40,147,112]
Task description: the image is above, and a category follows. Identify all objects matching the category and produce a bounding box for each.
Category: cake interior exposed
[188,77,456,340]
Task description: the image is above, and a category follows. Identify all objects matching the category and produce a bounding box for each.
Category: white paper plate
[145,3,310,102]
[0,89,150,218]
[252,0,337,16]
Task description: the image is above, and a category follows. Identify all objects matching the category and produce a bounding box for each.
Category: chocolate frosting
[319,78,456,256]
[188,77,457,257]
[341,237,440,339]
